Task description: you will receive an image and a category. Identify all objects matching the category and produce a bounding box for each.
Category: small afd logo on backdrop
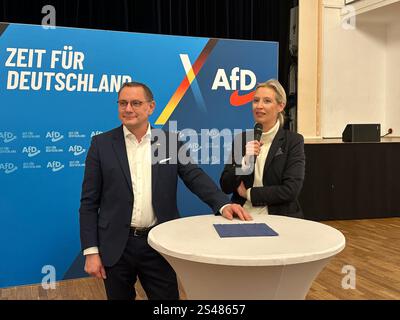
[68,145,86,156]
[0,162,18,174]
[22,146,41,157]
[0,131,17,143]
[46,131,64,142]
[47,161,64,172]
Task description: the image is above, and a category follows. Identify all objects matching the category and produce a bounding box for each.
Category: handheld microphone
[248,123,263,167]
[254,123,263,142]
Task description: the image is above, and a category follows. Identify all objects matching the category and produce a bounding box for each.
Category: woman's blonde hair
[255,79,286,127]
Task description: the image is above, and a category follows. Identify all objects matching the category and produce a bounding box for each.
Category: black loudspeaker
[342,124,381,142]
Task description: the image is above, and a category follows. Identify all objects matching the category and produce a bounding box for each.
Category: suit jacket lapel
[151,128,160,196]
[263,127,285,174]
[112,126,133,193]
[242,130,255,188]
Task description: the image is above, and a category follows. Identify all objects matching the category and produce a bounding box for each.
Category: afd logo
[0,132,17,143]
[22,146,41,157]
[47,161,64,172]
[90,131,103,138]
[189,143,202,153]
[68,145,86,156]
[212,67,257,106]
[0,163,18,174]
[46,131,64,142]
[155,47,258,125]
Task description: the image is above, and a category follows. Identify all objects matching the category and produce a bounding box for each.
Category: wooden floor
[1,218,399,300]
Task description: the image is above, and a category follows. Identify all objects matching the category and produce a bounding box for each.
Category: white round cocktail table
[148,214,345,300]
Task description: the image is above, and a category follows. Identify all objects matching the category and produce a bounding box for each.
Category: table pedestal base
[162,255,332,300]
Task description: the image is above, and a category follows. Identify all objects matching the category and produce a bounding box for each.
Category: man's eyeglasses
[117,100,151,109]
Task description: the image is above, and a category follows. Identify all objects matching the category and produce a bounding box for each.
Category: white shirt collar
[123,124,151,142]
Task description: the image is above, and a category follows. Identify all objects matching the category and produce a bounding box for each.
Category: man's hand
[84,254,107,279]
[222,203,252,221]
[237,181,247,199]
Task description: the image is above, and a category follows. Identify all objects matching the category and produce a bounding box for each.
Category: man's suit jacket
[220,127,305,218]
[79,125,229,267]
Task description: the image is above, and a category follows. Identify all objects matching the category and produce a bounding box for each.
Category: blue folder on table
[213,223,279,238]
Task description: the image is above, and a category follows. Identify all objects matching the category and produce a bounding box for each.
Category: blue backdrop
[0,23,278,288]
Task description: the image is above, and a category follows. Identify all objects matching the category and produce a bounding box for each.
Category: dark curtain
[1,0,296,123]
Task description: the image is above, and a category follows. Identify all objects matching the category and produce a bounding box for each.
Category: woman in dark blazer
[220,79,305,219]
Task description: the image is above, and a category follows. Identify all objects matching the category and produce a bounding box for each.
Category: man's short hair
[118,82,154,101]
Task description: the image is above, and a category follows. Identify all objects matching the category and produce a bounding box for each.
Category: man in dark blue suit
[79,82,249,300]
